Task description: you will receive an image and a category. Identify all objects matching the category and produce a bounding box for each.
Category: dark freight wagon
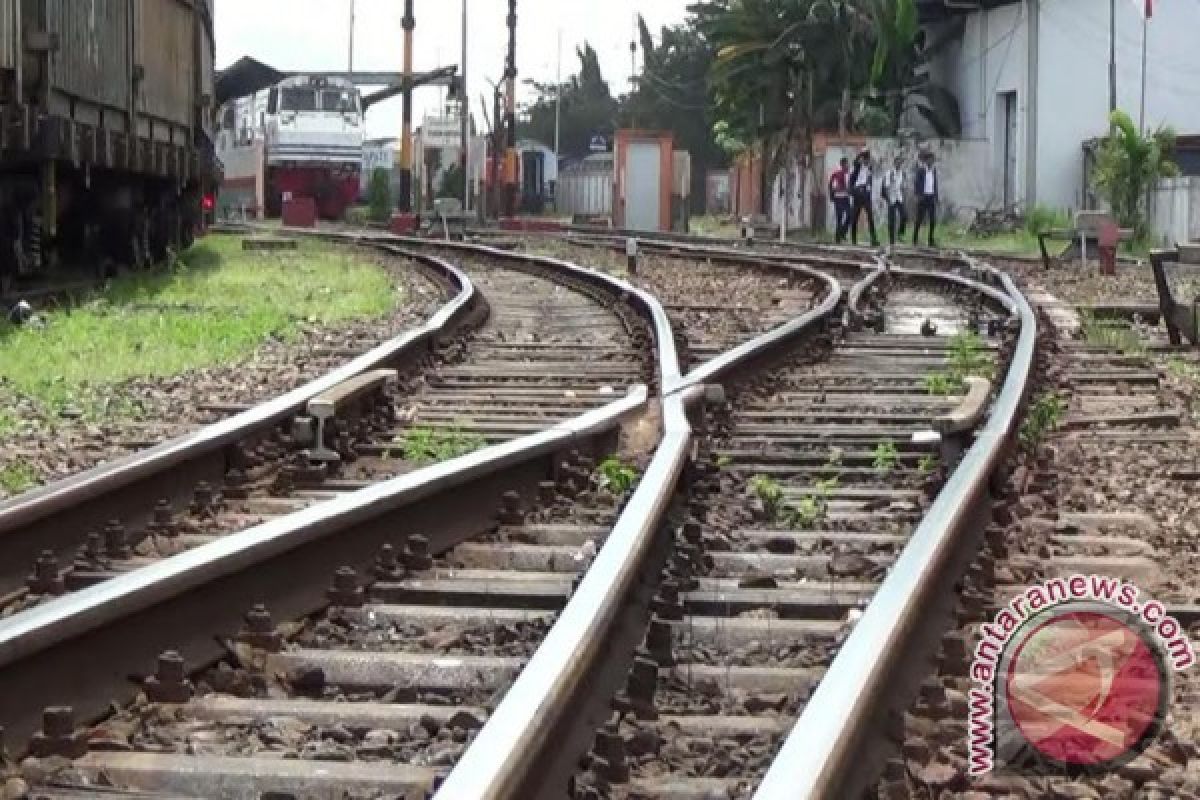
[0,0,217,291]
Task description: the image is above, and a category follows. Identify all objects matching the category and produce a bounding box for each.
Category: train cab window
[280,88,317,112]
[321,89,359,114]
[267,88,279,114]
[220,107,235,131]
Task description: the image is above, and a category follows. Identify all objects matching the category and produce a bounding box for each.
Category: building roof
[215,57,286,107]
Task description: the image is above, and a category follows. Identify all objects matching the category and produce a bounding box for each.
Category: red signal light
[202,193,216,211]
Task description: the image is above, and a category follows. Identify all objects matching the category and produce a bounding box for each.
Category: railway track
[1,234,1043,800]
[875,293,1200,799]
[0,241,653,619]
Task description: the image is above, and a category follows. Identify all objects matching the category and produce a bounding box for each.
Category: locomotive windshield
[279,88,318,112]
[321,89,359,114]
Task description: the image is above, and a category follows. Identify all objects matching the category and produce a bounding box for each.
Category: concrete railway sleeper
[0,237,654,621]
[0,237,1040,800]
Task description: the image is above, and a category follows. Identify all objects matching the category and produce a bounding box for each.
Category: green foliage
[519,44,618,159]
[1079,312,1145,356]
[1020,393,1067,451]
[1092,110,1177,237]
[872,440,899,473]
[948,331,994,381]
[0,460,38,496]
[396,425,486,465]
[750,474,785,520]
[367,168,393,223]
[0,235,395,417]
[750,472,835,529]
[1024,205,1071,237]
[1167,357,1200,382]
[923,371,960,396]
[917,453,938,476]
[597,457,640,495]
[715,454,735,468]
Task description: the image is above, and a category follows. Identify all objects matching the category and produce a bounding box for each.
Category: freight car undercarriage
[0,106,212,292]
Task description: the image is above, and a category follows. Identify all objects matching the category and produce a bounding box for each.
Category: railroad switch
[28,707,87,759]
[145,651,194,704]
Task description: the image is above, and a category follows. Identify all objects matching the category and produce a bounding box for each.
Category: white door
[626,142,661,232]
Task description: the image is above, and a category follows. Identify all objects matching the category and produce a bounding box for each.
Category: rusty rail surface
[754,252,1037,800]
[0,245,476,597]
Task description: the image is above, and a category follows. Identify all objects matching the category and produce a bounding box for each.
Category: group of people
[828,148,940,249]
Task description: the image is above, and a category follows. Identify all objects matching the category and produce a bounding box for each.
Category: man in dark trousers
[881,154,908,247]
[828,157,851,243]
[913,150,940,248]
[849,149,879,247]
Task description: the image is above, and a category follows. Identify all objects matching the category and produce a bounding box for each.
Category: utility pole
[1139,7,1149,132]
[503,0,517,218]
[461,0,470,211]
[348,0,356,76]
[399,0,415,214]
[554,29,561,172]
[1108,0,1116,113]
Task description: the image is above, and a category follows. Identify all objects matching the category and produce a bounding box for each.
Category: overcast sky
[216,0,694,138]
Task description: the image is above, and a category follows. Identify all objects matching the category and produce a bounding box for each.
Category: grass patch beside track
[0,234,397,418]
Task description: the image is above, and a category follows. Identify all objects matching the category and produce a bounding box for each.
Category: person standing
[828,157,851,244]
[849,149,879,247]
[881,155,908,247]
[913,150,940,248]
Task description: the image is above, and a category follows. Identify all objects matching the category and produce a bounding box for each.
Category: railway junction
[2,1,1200,799]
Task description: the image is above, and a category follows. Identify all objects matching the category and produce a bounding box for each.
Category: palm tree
[1093,109,1176,235]
[864,0,961,136]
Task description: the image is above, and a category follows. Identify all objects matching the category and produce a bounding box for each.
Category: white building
[921,0,1200,212]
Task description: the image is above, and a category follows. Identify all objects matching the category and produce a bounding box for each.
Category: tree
[366,168,392,223]
[864,0,961,136]
[1092,109,1176,236]
[519,44,618,158]
[620,16,727,211]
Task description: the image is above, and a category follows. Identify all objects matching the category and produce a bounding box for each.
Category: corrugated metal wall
[136,0,194,129]
[558,167,613,217]
[46,0,131,112]
[0,0,17,70]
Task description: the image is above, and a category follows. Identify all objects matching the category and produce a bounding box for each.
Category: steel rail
[0,387,646,665]
[754,253,1037,800]
[341,231,684,390]
[0,246,477,595]
[422,238,850,800]
[0,234,677,747]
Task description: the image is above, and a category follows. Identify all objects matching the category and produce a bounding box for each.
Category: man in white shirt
[881,155,908,247]
[913,150,940,248]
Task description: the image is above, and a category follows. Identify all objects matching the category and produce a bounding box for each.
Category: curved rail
[754,253,1037,800]
[424,238,847,799]
[0,232,675,747]
[0,247,477,595]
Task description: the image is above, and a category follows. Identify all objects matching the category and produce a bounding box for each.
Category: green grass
[0,234,396,417]
[391,425,487,465]
[0,460,38,495]
[1079,312,1146,356]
